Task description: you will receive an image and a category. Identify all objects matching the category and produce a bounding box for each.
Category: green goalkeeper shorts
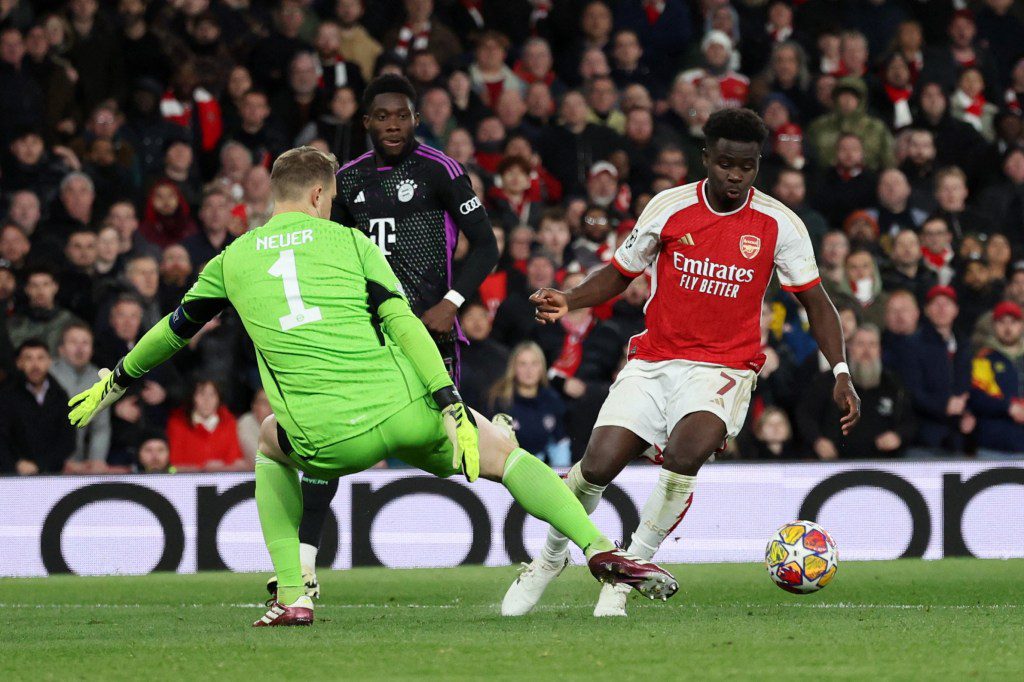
[281,396,459,479]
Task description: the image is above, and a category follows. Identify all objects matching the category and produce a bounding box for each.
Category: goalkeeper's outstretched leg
[466,407,678,601]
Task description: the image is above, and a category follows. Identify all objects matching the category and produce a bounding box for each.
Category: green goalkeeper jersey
[181,212,435,450]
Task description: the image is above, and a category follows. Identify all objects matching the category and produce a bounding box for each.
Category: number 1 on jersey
[268,249,322,331]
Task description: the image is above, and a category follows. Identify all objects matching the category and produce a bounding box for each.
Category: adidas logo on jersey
[354,191,365,203]
[678,233,695,246]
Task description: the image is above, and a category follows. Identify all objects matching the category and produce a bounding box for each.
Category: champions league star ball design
[765,520,839,594]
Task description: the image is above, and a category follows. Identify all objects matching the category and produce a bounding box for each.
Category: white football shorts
[594,358,756,451]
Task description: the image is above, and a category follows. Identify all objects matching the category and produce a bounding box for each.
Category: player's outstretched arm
[69,255,230,428]
[794,284,861,434]
[531,264,633,324]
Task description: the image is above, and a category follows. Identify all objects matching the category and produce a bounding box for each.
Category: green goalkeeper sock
[255,453,305,605]
[502,448,614,558]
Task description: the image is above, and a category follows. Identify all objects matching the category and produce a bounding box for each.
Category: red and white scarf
[1006,88,1023,115]
[953,89,987,132]
[884,83,914,128]
[921,246,953,269]
[460,0,484,29]
[767,23,792,43]
[395,22,430,60]
[644,0,665,24]
[529,0,550,33]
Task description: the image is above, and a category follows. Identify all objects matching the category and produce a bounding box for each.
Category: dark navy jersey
[331,142,497,320]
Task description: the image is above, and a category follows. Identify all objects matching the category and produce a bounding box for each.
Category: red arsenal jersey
[612,180,820,369]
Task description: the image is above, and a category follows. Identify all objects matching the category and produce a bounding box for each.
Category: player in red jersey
[501,108,861,617]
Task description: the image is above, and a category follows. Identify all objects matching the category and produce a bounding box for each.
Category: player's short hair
[361,73,417,114]
[270,146,340,202]
[703,108,770,147]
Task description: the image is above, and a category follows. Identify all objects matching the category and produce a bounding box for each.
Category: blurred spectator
[977,147,1024,238]
[158,245,193,314]
[227,90,288,166]
[742,407,799,460]
[6,190,42,238]
[870,52,915,131]
[183,187,235,269]
[572,204,616,270]
[488,156,542,230]
[468,30,523,109]
[458,301,509,409]
[487,341,569,466]
[799,325,914,459]
[153,139,202,209]
[933,166,989,239]
[51,323,110,473]
[678,30,748,108]
[868,169,928,237]
[7,265,81,355]
[772,170,828,258]
[807,76,894,172]
[812,133,878,228]
[66,0,126,111]
[272,52,329,144]
[137,436,173,474]
[970,301,1024,457]
[913,81,987,186]
[215,141,255,203]
[972,263,1024,349]
[237,388,273,466]
[248,0,309,93]
[58,228,99,322]
[313,20,366,99]
[161,61,223,155]
[383,0,461,66]
[0,28,44,144]
[0,339,75,475]
[882,290,920,370]
[919,215,956,286]
[950,67,998,142]
[539,90,622,197]
[139,179,197,249]
[167,379,246,472]
[759,122,809,191]
[882,229,936,302]
[818,230,850,289]
[331,0,382,81]
[493,251,555,347]
[241,166,275,231]
[955,256,1003,339]
[898,286,971,454]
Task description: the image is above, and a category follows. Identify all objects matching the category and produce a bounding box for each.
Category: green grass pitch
[1,559,1021,680]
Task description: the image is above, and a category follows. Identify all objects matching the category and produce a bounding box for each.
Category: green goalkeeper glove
[68,361,136,428]
[433,386,479,482]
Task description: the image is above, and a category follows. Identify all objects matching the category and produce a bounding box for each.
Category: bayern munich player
[502,109,861,617]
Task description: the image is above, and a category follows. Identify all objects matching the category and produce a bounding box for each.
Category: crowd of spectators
[2,0,1024,476]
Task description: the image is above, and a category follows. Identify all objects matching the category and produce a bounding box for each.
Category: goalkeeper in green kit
[68,147,678,627]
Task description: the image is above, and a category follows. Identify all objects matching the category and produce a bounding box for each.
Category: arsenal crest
[739,235,761,259]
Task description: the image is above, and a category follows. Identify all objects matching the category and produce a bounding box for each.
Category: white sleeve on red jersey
[753,194,821,292]
[612,184,700,277]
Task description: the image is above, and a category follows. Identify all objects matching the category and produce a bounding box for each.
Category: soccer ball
[765,520,838,594]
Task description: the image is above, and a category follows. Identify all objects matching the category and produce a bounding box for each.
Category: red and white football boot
[252,595,315,627]
[587,548,679,601]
